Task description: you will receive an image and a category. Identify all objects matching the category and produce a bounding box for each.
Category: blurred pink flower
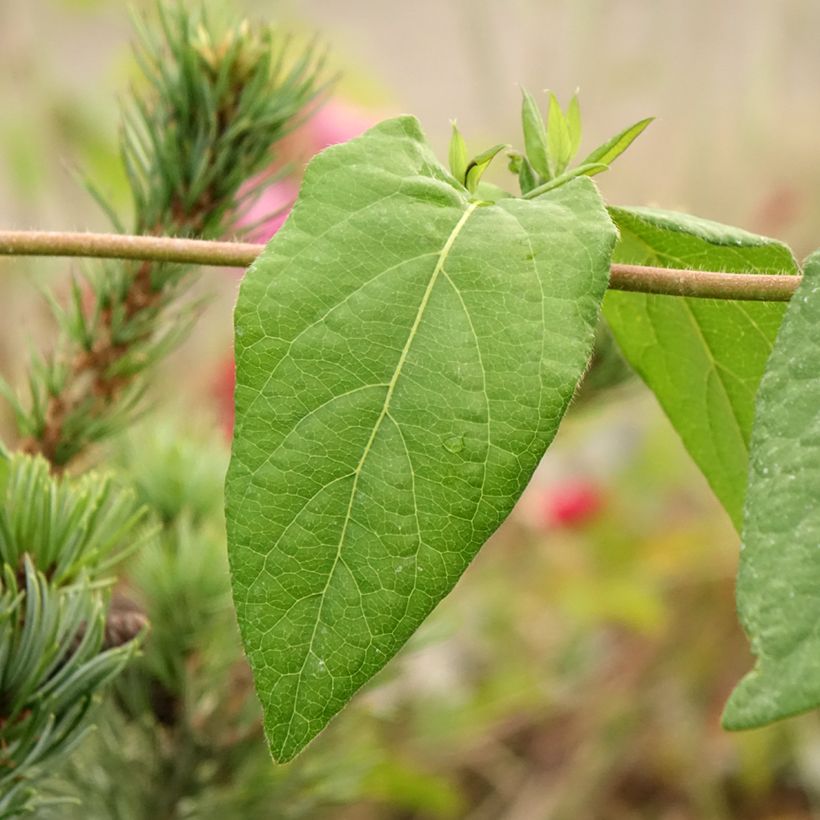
[234,101,378,245]
[237,176,299,244]
[306,100,376,152]
[541,480,603,529]
[218,100,379,436]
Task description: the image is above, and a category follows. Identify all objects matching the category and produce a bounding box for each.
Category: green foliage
[2,2,325,468]
[117,424,233,700]
[573,320,635,405]
[581,117,653,168]
[0,4,327,812]
[546,91,573,177]
[0,562,134,818]
[8,1,820,801]
[446,121,468,186]
[515,87,651,196]
[463,142,506,194]
[126,5,325,241]
[603,207,798,527]
[446,124,506,195]
[32,401,820,817]
[39,423,454,819]
[226,115,617,761]
[522,161,609,200]
[0,454,145,817]
[0,455,148,585]
[29,422,248,817]
[520,87,550,178]
[723,252,820,729]
[117,421,227,525]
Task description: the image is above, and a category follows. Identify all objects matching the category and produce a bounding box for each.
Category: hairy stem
[0,229,799,302]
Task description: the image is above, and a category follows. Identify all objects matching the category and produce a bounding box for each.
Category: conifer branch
[2,6,325,470]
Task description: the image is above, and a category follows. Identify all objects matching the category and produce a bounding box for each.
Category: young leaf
[566,92,582,158]
[464,143,506,194]
[520,87,549,179]
[524,163,609,199]
[546,92,572,178]
[582,117,654,168]
[507,151,538,195]
[603,207,799,528]
[226,116,617,762]
[723,252,820,730]
[448,120,468,186]
[519,159,537,194]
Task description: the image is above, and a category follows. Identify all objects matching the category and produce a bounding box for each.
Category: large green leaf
[723,252,820,729]
[226,116,617,761]
[603,207,798,528]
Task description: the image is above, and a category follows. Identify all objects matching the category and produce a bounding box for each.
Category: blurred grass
[4,1,820,817]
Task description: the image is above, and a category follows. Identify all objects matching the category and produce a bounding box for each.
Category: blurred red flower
[541,480,603,528]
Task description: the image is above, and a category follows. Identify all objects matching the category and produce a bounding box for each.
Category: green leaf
[447,120,468,186]
[226,115,617,762]
[473,180,513,203]
[723,252,820,730]
[464,143,506,194]
[520,87,549,179]
[566,93,582,158]
[582,117,654,168]
[524,163,608,199]
[518,155,538,195]
[546,92,572,178]
[507,151,538,196]
[603,207,799,528]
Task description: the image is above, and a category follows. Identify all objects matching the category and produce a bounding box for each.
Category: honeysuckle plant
[2,1,820,811]
[219,90,804,763]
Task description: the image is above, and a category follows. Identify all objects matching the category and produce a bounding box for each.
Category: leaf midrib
[278,201,479,755]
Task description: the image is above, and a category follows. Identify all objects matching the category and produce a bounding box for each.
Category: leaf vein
[279,202,479,752]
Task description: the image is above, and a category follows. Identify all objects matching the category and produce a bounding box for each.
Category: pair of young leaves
[226,90,814,763]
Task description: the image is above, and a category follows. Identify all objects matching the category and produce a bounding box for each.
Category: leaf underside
[723,252,820,730]
[603,206,798,528]
[226,116,617,761]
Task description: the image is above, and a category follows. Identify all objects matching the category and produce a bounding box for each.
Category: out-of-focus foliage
[1,3,326,469]
[35,401,820,819]
[5,1,820,817]
[0,454,146,817]
[0,4,326,815]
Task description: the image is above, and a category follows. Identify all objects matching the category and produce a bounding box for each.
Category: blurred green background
[3,1,820,818]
